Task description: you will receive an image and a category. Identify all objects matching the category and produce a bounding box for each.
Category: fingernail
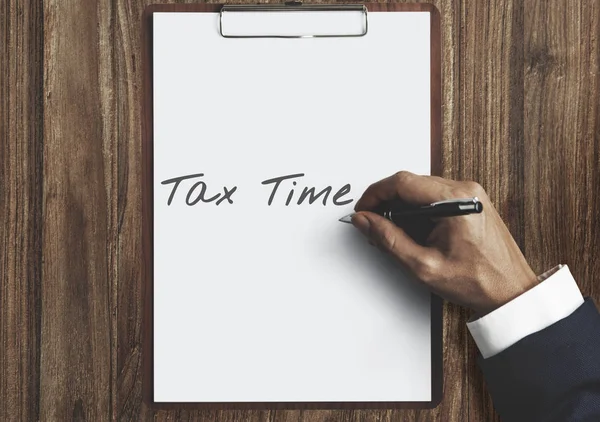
[352,213,371,237]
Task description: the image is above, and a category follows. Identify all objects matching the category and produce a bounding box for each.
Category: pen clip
[429,197,480,206]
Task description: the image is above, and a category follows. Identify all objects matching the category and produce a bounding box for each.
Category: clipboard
[142,2,442,410]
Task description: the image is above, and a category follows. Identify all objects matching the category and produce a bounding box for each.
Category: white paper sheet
[153,10,432,403]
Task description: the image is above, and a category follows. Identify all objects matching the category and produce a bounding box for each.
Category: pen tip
[339,213,354,224]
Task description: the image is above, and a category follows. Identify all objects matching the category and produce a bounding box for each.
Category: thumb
[351,211,434,274]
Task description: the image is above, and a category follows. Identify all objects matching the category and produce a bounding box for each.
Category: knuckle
[366,181,378,192]
[394,171,412,185]
[414,256,441,283]
[452,181,485,198]
[377,227,397,252]
[464,181,485,195]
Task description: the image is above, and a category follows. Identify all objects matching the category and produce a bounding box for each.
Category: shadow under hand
[338,221,433,319]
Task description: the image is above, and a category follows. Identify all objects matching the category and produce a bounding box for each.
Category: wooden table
[1,0,598,420]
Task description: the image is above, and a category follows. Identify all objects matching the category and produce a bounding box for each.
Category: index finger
[354,171,452,212]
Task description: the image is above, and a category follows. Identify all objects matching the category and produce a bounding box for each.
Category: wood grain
[41,0,113,420]
[0,1,43,421]
[523,0,600,291]
[1,0,599,421]
[454,2,526,421]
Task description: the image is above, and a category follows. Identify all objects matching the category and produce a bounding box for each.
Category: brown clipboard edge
[142,2,443,410]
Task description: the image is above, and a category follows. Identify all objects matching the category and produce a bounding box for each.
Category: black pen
[338,197,483,224]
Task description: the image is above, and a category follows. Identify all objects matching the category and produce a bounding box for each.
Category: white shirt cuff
[466,265,583,359]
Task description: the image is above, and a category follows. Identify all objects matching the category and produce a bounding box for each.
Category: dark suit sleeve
[479,298,600,422]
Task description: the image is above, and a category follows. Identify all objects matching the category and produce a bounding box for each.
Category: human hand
[352,171,538,316]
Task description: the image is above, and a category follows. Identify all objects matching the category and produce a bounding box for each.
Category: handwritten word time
[161,173,353,207]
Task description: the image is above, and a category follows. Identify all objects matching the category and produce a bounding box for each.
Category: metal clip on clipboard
[219,2,368,38]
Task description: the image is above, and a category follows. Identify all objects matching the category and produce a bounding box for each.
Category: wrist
[467,265,583,358]
[478,267,539,317]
